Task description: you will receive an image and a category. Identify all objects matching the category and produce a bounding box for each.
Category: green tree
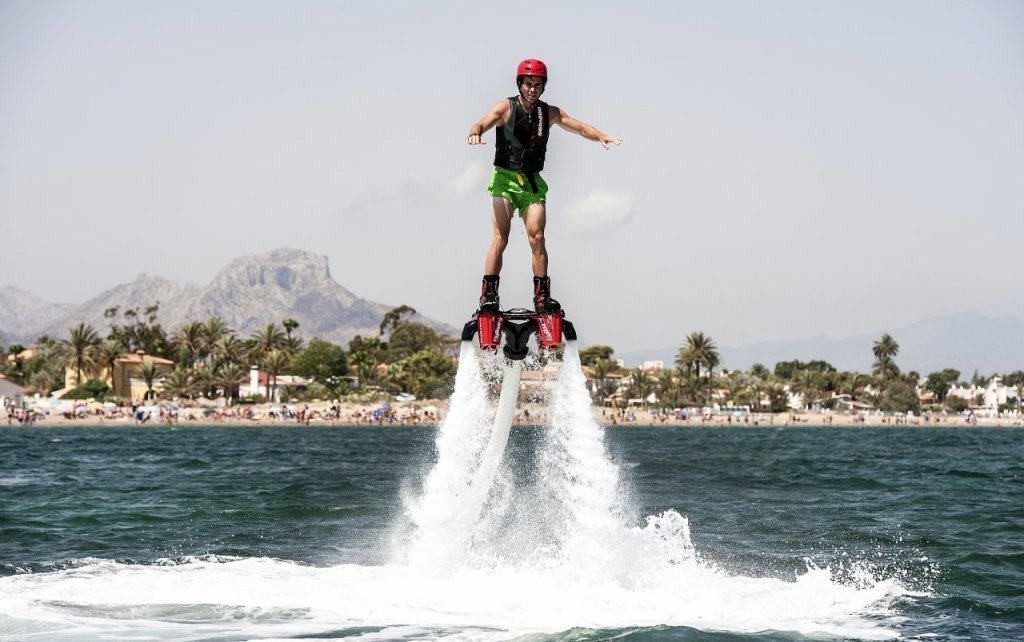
[291,338,349,386]
[629,369,655,405]
[250,324,285,363]
[62,378,111,400]
[4,344,27,384]
[348,335,389,389]
[874,379,920,413]
[62,322,101,387]
[160,368,194,400]
[213,334,245,368]
[263,349,290,400]
[95,339,124,388]
[379,305,417,336]
[774,359,836,380]
[172,321,206,368]
[839,372,871,399]
[388,349,456,399]
[924,368,960,403]
[767,383,789,413]
[282,317,300,338]
[107,303,170,357]
[579,345,615,367]
[1002,371,1024,415]
[790,370,821,408]
[748,363,770,380]
[215,362,248,403]
[138,362,160,400]
[388,322,446,362]
[872,333,900,380]
[676,331,721,401]
[201,317,230,359]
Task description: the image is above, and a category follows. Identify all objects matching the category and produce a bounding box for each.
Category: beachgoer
[466,58,621,313]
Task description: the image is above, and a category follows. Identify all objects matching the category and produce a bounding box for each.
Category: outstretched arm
[466,100,510,145]
[551,106,622,149]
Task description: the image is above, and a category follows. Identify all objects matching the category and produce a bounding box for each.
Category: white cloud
[562,190,635,233]
[347,161,489,213]
[444,160,490,197]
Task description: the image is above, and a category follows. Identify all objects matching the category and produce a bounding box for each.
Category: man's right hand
[466,131,486,145]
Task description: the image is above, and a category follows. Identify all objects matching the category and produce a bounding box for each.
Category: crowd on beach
[3,400,444,427]
[4,398,1021,428]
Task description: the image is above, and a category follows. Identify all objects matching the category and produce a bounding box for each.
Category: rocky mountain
[618,312,1024,376]
[1,249,450,346]
[0,287,73,345]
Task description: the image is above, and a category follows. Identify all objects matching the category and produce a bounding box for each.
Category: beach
[6,400,1021,429]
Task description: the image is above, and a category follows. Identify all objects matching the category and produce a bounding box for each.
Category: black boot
[533,276,561,314]
[479,275,500,313]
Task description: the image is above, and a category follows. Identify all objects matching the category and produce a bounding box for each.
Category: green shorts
[487,167,548,215]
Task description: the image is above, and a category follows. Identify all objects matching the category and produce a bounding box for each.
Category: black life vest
[494,96,550,173]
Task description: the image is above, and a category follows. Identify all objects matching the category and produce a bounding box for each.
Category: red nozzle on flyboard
[462,307,576,361]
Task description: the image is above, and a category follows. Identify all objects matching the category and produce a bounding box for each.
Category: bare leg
[523,202,548,277]
[484,197,514,275]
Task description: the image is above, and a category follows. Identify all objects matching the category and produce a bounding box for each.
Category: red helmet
[516,58,548,80]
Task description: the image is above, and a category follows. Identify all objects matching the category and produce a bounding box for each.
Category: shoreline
[5,403,1021,429]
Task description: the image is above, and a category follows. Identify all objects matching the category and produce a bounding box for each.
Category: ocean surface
[1,421,1022,640]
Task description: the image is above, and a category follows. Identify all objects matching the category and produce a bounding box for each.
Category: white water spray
[0,339,915,640]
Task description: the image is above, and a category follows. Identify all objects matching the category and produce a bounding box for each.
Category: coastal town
[2,308,1021,428]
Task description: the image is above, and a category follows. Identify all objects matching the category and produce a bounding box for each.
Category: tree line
[0,303,455,403]
[579,332,1024,415]
[2,308,1021,414]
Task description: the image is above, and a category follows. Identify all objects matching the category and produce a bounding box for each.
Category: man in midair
[466,58,621,314]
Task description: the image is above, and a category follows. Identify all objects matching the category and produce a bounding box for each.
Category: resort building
[946,377,1020,413]
[62,350,175,401]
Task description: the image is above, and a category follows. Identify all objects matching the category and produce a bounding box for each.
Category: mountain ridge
[0,249,450,347]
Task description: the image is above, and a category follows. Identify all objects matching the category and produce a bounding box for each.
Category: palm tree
[282,317,299,339]
[872,334,900,380]
[282,334,304,356]
[138,362,160,400]
[839,372,870,399]
[213,335,245,368]
[630,369,655,405]
[791,370,820,409]
[590,358,614,400]
[160,368,194,400]
[62,323,101,387]
[703,348,721,401]
[676,331,720,380]
[215,362,248,403]
[172,321,206,368]
[873,333,899,361]
[263,349,290,401]
[200,317,230,362]
[5,344,27,385]
[349,350,376,390]
[95,339,124,388]
[873,358,900,380]
[250,324,285,363]
[681,373,706,406]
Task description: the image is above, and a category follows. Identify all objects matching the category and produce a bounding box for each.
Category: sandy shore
[5,401,1021,429]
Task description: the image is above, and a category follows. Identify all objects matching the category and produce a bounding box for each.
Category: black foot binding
[479,275,500,313]
[533,276,561,314]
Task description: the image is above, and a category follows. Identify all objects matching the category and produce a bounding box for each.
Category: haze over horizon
[2,1,1022,352]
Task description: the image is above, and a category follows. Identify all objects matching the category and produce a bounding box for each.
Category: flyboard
[459,306,577,498]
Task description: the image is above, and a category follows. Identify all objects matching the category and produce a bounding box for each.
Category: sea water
[1,344,1021,640]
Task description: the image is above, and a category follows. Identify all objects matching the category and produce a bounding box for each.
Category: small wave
[0,555,908,640]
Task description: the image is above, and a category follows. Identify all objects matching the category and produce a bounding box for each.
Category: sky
[1,0,1022,352]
